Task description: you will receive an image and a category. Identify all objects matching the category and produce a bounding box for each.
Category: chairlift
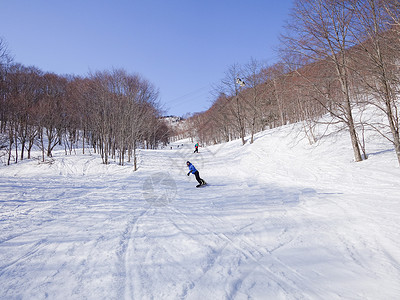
[236,78,246,87]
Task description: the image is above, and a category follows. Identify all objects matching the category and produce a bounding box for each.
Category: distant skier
[186,161,206,187]
[194,143,199,153]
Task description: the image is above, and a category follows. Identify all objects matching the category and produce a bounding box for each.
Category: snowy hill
[161,115,188,142]
[1,118,400,299]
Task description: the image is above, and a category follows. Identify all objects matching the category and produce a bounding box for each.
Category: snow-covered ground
[1,121,400,299]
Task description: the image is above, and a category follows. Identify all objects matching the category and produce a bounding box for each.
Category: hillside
[0,117,399,299]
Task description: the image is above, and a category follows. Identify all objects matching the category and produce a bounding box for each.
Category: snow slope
[1,121,400,299]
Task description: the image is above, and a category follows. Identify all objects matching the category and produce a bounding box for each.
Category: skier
[186,161,206,187]
[194,143,199,153]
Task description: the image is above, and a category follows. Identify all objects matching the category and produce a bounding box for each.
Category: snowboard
[196,182,207,188]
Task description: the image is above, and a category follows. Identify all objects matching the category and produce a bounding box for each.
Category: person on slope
[186,161,206,187]
[194,143,199,153]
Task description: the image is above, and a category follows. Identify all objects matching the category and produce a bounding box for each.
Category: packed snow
[1,119,400,299]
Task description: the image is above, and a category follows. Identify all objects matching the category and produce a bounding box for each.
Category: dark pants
[194,171,204,185]
[194,148,198,153]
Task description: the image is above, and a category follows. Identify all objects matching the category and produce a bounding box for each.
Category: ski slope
[1,122,400,299]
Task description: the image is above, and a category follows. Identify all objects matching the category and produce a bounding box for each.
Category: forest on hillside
[0,53,171,168]
[184,0,400,165]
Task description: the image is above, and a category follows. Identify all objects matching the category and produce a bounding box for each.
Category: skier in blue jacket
[186,161,206,187]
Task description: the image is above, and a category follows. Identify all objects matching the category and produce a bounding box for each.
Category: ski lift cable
[168,85,210,102]
[167,86,211,107]
[168,91,212,110]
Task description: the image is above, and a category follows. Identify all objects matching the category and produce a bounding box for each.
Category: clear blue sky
[0,0,293,117]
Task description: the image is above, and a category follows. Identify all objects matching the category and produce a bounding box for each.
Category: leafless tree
[8,65,43,161]
[218,64,248,145]
[264,63,290,127]
[385,0,400,30]
[281,0,363,162]
[0,38,12,153]
[347,0,400,165]
[243,58,268,143]
[1,43,168,168]
[86,69,162,168]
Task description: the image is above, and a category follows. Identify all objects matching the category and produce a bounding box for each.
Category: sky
[0,0,293,117]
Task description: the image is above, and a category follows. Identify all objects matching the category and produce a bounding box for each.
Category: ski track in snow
[1,128,400,299]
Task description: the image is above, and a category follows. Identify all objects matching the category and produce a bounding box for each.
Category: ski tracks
[114,206,151,300]
[134,147,323,299]
[167,204,321,300]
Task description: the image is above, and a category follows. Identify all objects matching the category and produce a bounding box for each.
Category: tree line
[0,42,170,168]
[186,0,400,165]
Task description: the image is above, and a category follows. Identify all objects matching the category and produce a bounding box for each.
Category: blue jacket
[188,163,197,174]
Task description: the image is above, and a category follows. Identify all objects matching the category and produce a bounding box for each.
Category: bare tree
[218,64,247,145]
[243,58,268,143]
[265,63,290,127]
[1,49,166,167]
[348,0,400,165]
[281,0,363,162]
[86,69,161,168]
[385,0,400,30]
[8,65,43,161]
[37,73,68,159]
[0,38,12,152]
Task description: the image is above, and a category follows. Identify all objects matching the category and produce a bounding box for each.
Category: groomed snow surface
[1,120,400,299]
